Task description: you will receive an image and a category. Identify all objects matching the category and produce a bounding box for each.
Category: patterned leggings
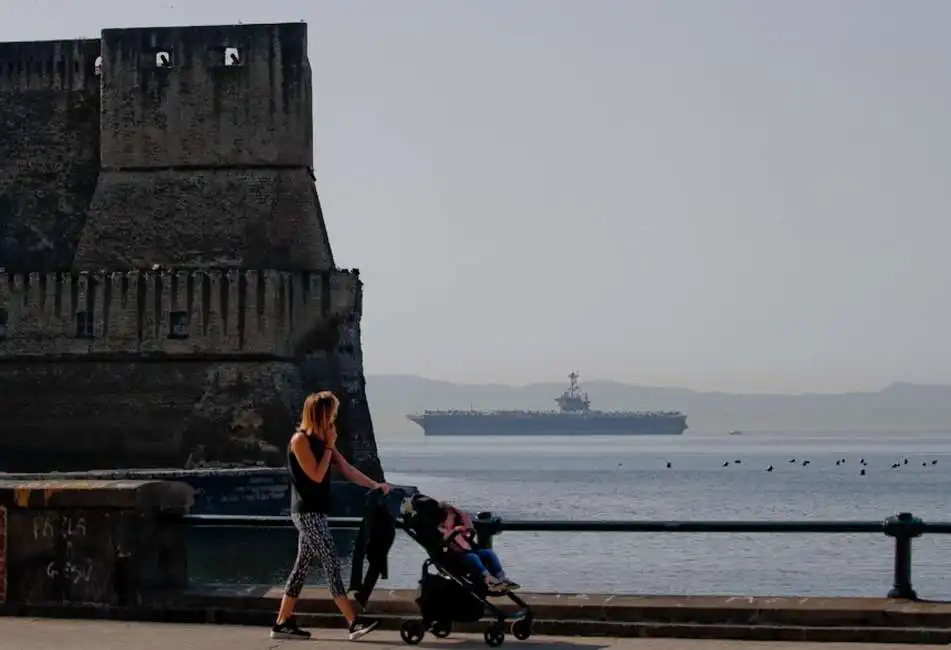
[284,511,346,598]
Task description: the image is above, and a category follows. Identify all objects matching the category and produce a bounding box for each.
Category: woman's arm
[290,433,334,483]
[332,449,389,491]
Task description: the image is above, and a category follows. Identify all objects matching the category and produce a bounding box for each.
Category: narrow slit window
[75,310,94,339]
[168,311,189,339]
[94,56,103,77]
[0,308,8,340]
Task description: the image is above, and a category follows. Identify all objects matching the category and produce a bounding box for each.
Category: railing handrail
[172,511,937,601]
[173,513,951,534]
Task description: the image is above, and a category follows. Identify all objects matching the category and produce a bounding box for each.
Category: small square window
[224,47,241,66]
[169,311,189,339]
[75,310,94,338]
[0,308,7,340]
[156,50,172,68]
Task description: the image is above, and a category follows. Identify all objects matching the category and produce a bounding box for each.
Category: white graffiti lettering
[46,558,94,584]
[32,516,54,540]
[32,516,87,540]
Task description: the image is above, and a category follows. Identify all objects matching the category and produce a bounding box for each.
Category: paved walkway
[1,619,946,650]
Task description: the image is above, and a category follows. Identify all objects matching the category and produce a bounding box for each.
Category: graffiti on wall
[0,505,6,604]
[32,514,95,586]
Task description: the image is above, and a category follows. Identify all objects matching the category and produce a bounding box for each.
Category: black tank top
[288,433,333,514]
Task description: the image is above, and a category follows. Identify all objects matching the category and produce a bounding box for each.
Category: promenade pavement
[0,619,946,650]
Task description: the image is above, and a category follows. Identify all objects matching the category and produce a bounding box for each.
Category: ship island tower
[0,23,383,480]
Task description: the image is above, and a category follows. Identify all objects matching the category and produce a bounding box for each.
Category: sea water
[190,433,951,598]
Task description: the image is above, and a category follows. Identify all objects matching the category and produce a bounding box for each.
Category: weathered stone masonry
[0,23,383,480]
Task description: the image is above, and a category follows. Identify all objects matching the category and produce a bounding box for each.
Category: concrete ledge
[0,479,194,511]
[183,586,951,629]
[6,589,951,643]
[4,605,951,644]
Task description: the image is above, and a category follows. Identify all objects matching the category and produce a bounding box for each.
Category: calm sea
[191,433,951,599]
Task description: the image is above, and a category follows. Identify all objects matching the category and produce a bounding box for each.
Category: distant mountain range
[365,375,951,436]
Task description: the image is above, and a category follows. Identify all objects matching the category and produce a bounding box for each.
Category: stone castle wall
[0,269,358,356]
[0,23,382,480]
[76,169,334,270]
[96,24,313,168]
[0,268,380,476]
[0,39,101,271]
[77,24,331,271]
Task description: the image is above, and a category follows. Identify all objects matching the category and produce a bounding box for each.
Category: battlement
[0,38,101,93]
[0,268,360,358]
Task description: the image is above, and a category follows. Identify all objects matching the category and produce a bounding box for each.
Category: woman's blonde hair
[299,391,340,439]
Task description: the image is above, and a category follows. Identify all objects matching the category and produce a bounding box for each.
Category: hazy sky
[4,1,950,393]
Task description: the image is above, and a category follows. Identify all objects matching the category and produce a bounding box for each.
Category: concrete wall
[0,39,101,271]
[0,480,192,607]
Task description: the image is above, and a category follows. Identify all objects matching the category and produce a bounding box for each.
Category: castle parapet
[0,38,101,93]
[0,268,360,358]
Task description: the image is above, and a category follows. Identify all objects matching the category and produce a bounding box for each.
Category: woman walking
[272,391,391,641]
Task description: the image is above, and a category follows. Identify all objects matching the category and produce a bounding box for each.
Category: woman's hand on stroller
[372,481,392,494]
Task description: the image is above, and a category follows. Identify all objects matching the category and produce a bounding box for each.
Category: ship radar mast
[555,371,591,413]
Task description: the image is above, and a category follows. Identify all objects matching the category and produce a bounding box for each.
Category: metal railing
[176,511,941,601]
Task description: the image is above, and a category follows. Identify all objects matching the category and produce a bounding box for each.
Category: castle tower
[0,24,382,480]
[76,23,332,270]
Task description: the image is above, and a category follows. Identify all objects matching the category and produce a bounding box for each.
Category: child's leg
[464,552,503,587]
[475,549,504,577]
[476,549,520,589]
[463,551,490,576]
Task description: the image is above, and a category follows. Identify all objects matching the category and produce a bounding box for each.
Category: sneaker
[484,575,507,592]
[271,617,311,640]
[502,579,521,591]
[348,616,380,640]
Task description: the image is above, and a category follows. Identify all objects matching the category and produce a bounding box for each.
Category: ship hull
[409,413,688,436]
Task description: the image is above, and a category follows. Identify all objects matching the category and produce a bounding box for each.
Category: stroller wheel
[431,620,452,638]
[400,620,425,645]
[484,624,505,647]
[511,617,533,641]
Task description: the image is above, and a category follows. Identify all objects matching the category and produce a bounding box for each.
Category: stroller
[396,493,534,647]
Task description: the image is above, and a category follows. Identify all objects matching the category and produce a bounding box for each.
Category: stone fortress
[0,22,383,480]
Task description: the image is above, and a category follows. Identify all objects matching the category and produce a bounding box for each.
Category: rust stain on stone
[13,489,30,508]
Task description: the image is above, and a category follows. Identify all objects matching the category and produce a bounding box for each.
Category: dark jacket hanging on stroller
[349,488,399,605]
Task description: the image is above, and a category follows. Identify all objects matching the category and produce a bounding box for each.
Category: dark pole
[473,511,502,549]
[883,512,924,600]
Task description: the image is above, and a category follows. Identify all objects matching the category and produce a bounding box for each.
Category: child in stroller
[398,493,534,647]
[438,500,521,592]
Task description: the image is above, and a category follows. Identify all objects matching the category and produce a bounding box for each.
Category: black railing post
[473,511,502,549]
[883,512,924,600]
